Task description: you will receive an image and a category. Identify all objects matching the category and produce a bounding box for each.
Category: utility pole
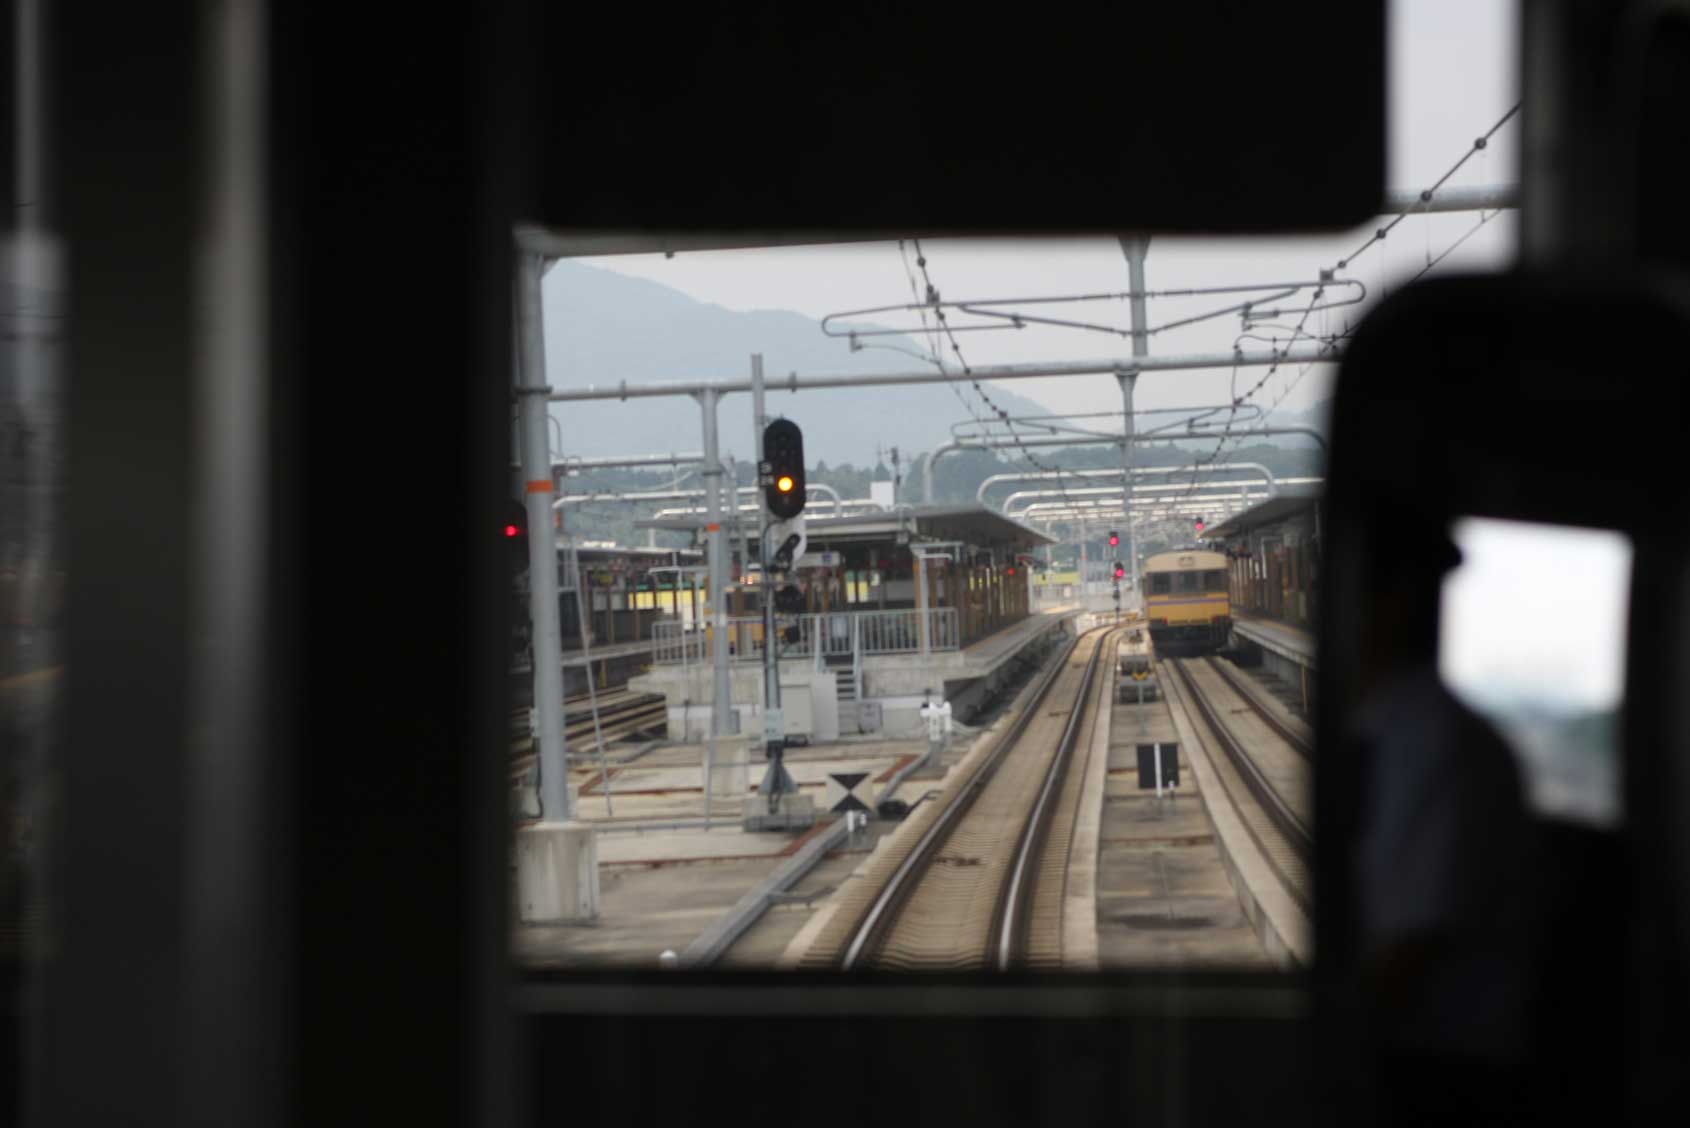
[698,386,733,764]
[513,248,596,923]
[515,251,570,822]
[1119,235,1151,611]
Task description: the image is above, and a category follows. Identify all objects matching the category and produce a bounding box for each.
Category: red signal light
[505,501,530,579]
[1007,566,1016,576]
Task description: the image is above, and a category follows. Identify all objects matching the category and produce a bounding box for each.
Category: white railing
[651,608,959,665]
[852,607,958,654]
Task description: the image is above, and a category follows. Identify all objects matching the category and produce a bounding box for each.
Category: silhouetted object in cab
[1344,503,1542,1127]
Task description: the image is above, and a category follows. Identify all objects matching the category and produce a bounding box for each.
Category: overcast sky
[564,0,1522,425]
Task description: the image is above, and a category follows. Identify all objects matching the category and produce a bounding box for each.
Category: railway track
[508,689,666,774]
[793,626,1117,972]
[1162,655,1312,910]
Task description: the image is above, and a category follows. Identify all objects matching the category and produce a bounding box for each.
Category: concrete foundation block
[515,821,599,923]
[509,774,577,822]
[743,792,817,832]
[703,733,750,798]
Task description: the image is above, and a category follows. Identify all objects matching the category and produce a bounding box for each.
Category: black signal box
[762,418,806,519]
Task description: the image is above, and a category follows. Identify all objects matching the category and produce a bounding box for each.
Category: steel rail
[1200,655,1313,760]
[839,628,1088,971]
[993,627,1113,970]
[1165,658,1311,890]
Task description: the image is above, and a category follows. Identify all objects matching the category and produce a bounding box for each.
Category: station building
[512,542,704,698]
[1198,484,1321,710]
[631,504,1075,743]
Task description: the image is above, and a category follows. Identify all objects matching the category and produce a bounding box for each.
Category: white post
[699,387,730,828]
[915,550,931,657]
[1119,235,1151,611]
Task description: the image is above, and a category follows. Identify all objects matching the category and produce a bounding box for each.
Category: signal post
[746,355,816,832]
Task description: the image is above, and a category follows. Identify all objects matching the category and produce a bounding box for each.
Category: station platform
[857,604,1083,692]
[1230,613,1316,715]
[957,604,1082,676]
[558,637,654,668]
[1233,613,1315,667]
[918,605,1082,722]
[513,637,658,700]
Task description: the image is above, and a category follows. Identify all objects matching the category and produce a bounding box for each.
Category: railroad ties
[508,688,667,775]
[790,626,1120,972]
[1161,655,1312,911]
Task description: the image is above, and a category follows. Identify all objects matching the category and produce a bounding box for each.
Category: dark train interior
[7,2,1689,1125]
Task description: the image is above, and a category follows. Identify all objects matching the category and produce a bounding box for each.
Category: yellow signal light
[776,475,795,493]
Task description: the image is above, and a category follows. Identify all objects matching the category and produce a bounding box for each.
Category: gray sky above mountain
[557,0,1518,440]
[544,259,1054,466]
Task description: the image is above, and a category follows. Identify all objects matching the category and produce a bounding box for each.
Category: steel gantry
[975,462,1282,508]
[923,425,1327,503]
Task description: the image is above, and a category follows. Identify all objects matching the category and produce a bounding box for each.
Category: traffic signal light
[1114,561,1125,580]
[1108,530,1119,547]
[505,500,529,578]
[1194,516,1206,534]
[762,418,806,520]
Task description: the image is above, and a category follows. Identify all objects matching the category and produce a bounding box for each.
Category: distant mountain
[543,260,1052,467]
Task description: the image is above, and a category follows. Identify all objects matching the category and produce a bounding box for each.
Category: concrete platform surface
[1233,612,1316,669]
[1095,690,1273,970]
[958,605,1082,673]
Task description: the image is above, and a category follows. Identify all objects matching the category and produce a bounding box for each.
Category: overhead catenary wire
[907,239,1085,515]
[822,277,1367,345]
[1168,101,1524,503]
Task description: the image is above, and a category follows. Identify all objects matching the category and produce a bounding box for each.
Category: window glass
[1439,518,1630,827]
[508,0,1521,971]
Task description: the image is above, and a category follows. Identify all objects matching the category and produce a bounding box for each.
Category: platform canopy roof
[632,504,1054,550]
[1196,484,1322,543]
[801,503,1056,549]
[553,539,702,561]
